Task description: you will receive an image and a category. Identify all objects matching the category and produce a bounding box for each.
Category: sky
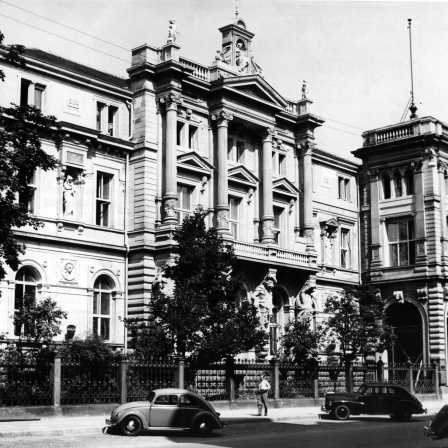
[1,0,448,161]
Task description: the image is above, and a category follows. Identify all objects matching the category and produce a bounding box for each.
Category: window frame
[228,196,241,240]
[338,176,351,201]
[227,138,245,164]
[176,184,194,223]
[96,171,113,227]
[340,228,351,269]
[386,218,416,267]
[14,267,38,337]
[92,275,113,341]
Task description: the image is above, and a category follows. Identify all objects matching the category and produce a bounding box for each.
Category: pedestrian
[257,374,271,416]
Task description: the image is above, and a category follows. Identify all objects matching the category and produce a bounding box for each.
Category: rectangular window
[340,228,351,268]
[96,172,112,227]
[228,138,245,163]
[93,291,110,340]
[177,122,185,146]
[108,106,118,136]
[387,220,415,267]
[96,102,105,131]
[338,176,350,201]
[189,125,198,150]
[20,79,31,106]
[177,184,194,222]
[237,141,245,162]
[229,197,240,239]
[34,84,45,110]
[18,170,36,214]
[279,154,286,176]
[273,206,285,246]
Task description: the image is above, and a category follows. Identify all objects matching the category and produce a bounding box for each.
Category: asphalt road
[0,415,444,448]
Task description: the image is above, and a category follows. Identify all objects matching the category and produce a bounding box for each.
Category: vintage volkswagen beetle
[106,388,225,437]
[321,383,427,421]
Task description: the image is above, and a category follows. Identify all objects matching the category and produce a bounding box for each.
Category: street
[0,415,445,448]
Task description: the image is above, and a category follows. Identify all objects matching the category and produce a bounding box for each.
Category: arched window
[14,267,38,336]
[393,172,402,197]
[93,275,114,340]
[405,169,414,195]
[382,173,391,199]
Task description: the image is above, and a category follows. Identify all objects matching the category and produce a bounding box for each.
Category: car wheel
[120,415,142,437]
[192,416,214,437]
[334,405,351,421]
[396,407,412,422]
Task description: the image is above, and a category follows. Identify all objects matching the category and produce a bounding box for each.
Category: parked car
[106,388,226,437]
[321,383,427,421]
[424,404,448,438]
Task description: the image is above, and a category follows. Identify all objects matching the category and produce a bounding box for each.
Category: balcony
[233,241,315,268]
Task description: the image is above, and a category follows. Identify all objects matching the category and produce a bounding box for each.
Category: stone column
[368,169,382,268]
[300,142,315,251]
[160,92,182,224]
[438,162,448,265]
[261,128,276,244]
[118,353,128,405]
[211,111,233,234]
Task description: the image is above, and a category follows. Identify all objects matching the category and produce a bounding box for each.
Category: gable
[272,177,300,198]
[177,151,214,176]
[228,165,260,188]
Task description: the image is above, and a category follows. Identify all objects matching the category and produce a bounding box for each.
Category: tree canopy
[0,32,59,280]
[324,284,394,363]
[128,209,267,366]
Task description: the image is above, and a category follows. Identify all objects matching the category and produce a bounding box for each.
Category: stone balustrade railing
[180,57,210,81]
[233,241,309,266]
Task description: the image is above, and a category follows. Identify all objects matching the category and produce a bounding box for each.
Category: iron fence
[127,357,176,402]
[0,361,51,407]
[61,357,119,405]
[234,358,271,401]
[186,360,228,401]
[278,362,313,398]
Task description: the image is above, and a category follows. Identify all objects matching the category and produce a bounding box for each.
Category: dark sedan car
[106,388,226,437]
[321,383,427,421]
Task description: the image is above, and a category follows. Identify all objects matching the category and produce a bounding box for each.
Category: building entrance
[385,302,423,364]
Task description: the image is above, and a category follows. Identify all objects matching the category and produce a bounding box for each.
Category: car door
[149,394,180,427]
[360,386,382,414]
[177,394,202,428]
[381,386,398,414]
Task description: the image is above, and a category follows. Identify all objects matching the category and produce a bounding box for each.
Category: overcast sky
[1,0,447,160]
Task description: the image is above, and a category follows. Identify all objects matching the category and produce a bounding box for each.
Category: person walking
[257,374,271,416]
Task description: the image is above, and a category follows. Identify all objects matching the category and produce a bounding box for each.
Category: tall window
[340,228,351,268]
[18,170,36,214]
[387,220,415,267]
[177,185,194,222]
[34,84,45,110]
[229,197,240,239]
[93,276,113,340]
[273,206,285,246]
[108,106,118,136]
[393,172,402,197]
[382,173,391,199]
[338,176,350,201]
[272,152,286,177]
[96,102,105,131]
[14,267,37,336]
[189,125,198,150]
[405,169,414,195]
[177,122,185,146]
[228,139,245,163]
[20,79,31,106]
[96,172,113,227]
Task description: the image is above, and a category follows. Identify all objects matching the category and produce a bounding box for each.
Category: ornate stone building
[354,117,448,386]
[0,15,360,356]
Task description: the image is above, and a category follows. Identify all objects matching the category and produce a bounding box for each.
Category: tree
[0,32,59,280]
[279,315,325,364]
[12,293,67,356]
[324,284,394,391]
[129,208,267,366]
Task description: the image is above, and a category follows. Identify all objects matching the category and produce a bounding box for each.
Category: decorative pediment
[320,218,340,229]
[228,165,260,188]
[272,177,300,198]
[177,151,214,176]
[220,76,289,109]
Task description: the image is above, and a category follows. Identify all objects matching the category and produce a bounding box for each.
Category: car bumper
[321,405,328,412]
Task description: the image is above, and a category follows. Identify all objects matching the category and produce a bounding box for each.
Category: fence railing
[0,355,440,407]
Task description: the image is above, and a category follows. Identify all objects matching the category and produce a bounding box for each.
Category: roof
[24,48,129,89]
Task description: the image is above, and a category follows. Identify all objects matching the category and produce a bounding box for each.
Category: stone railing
[233,241,309,267]
[180,57,210,82]
[285,100,298,115]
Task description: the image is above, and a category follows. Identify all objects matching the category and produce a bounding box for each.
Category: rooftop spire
[408,19,418,119]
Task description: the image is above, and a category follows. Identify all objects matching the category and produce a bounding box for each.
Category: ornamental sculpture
[167,18,177,43]
[253,273,277,327]
[63,175,75,218]
[164,198,177,218]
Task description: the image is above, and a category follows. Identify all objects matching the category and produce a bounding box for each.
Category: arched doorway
[385,301,423,364]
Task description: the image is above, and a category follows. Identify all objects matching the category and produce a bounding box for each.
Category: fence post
[406,360,414,395]
[51,352,62,407]
[117,353,128,405]
[433,360,440,399]
[376,359,384,383]
[345,361,354,393]
[270,357,280,408]
[226,357,236,409]
[175,356,185,389]
[311,359,319,400]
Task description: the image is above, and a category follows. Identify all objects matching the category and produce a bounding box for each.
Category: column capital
[262,127,277,142]
[159,92,183,110]
[296,140,316,156]
[438,160,448,173]
[411,160,424,173]
[211,110,233,126]
[367,169,379,182]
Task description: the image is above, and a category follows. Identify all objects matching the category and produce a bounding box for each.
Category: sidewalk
[0,401,444,439]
